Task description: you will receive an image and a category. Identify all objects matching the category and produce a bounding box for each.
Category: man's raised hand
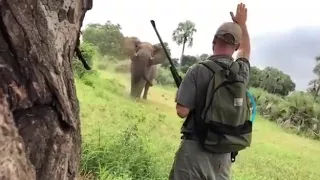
[230,3,247,26]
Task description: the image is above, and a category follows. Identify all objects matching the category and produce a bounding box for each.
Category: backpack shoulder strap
[229,61,240,74]
[199,60,223,74]
[200,58,241,75]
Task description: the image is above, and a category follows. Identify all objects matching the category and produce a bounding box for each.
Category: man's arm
[230,3,250,60]
[235,24,250,84]
[175,65,197,118]
[230,3,251,83]
[236,24,250,60]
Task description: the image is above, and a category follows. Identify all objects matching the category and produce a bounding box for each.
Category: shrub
[80,94,163,179]
[251,88,320,139]
[97,62,108,70]
[72,42,96,78]
[101,55,118,62]
[180,65,190,73]
[155,67,175,86]
[115,63,130,73]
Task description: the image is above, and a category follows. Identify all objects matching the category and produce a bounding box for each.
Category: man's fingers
[236,4,240,14]
[230,11,237,23]
[230,11,235,20]
[242,4,246,12]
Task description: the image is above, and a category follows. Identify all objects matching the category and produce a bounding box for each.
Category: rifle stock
[150,20,182,87]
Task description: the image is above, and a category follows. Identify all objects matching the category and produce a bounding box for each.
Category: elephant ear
[150,44,166,65]
[122,36,141,57]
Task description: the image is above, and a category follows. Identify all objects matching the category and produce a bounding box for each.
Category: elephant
[122,37,166,99]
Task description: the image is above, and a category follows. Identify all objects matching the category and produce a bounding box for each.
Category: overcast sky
[83,0,320,90]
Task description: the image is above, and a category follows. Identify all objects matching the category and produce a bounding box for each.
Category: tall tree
[172,20,197,62]
[308,56,320,99]
[249,66,295,96]
[0,0,91,179]
[180,55,199,73]
[82,21,125,59]
[198,53,210,61]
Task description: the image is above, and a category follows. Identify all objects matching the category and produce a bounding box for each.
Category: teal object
[246,91,257,122]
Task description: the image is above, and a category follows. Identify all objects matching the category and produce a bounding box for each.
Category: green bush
[97,62,108,70]
[115,63,130,73]
[101,55,118,62]
[72,42,96,78]
[180,65,190,73]
[251,88,320,139]
[81,119,158,179]
[81,72,125,98]
[155,67,175,86]
[78,75,167,179]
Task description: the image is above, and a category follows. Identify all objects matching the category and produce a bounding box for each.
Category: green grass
[77,69,320,180]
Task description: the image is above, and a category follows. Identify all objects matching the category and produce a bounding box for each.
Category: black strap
[231,152,238,163]
[199,60,223,73]
[200,59,240,74]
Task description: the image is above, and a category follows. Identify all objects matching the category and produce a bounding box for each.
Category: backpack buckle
[231,152,238,163]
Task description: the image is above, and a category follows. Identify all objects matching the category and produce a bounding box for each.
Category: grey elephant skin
[122,37,166,99]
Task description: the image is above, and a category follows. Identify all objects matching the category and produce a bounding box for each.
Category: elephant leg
[143,83,150,99]
[142,65,157,100]
[136,79,145,98]
[131,77,145,99]
[130,73,137,98]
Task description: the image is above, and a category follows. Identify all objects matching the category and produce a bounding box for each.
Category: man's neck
[213,50,233,57]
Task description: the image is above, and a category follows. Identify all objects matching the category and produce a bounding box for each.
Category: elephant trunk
[143,66,153,87]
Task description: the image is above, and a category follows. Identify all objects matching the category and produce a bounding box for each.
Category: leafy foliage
[155,67,176,86]
[82,21,126,59]
[72,42,96,78]
[172,20,197,47]
[180,55,198,67]
[161,58,179,69]
[172,20,197,60]
[251,88,320,139]
[249,66,296,96]
[197,53,210,61]
[308,56,320,99]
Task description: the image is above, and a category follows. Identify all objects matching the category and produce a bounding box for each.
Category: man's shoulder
[185,63,208,75]
[235,58,250,73]
[190,61,216,75]
[235,57,250,65]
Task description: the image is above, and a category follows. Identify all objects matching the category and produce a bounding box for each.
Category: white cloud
[83,0,320,58]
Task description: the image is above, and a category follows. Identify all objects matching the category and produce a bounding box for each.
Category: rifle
[150,20,182,88]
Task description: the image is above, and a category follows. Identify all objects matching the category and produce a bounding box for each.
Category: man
[169,3,251,180]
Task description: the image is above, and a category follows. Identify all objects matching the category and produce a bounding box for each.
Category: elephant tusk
[134,53,138,56]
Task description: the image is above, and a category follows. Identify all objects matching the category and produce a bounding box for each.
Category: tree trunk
[179,37,187,64]
[0,0,91,179]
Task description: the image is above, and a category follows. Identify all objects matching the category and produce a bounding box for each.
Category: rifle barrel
[150,20,175,68]
[150,20,182,87]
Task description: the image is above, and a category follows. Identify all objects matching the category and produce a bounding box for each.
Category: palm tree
[172,20,197,63]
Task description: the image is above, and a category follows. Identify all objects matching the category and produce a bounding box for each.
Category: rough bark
[0,0,91,179]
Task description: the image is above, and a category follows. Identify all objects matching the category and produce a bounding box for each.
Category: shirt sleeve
[175,65,198,109]
[235,58,250,84]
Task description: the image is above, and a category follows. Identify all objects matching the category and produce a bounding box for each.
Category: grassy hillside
[77,69,320,180]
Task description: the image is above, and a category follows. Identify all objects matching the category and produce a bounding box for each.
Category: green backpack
[195,59,253,157]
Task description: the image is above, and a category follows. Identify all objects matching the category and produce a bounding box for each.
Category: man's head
[212,22,242,56]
